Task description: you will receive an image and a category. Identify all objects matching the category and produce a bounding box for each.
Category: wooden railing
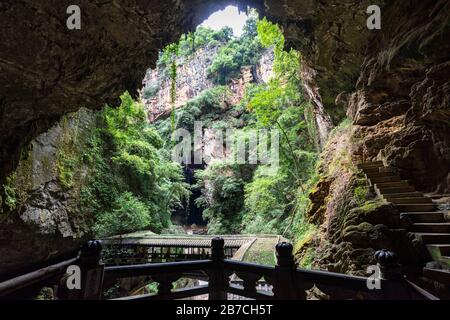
[0,238,439,300]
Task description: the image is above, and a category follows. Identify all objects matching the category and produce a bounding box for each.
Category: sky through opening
[200,5,248,37]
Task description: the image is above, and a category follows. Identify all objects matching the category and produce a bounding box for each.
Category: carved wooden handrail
[0,257,78,298]
[0,238,439,300]
[105,260,213,279]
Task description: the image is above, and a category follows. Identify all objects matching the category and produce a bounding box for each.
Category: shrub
[81,92,190,238]
[93,192,152,238]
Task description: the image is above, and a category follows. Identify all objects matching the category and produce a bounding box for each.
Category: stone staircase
[358,161,450,288]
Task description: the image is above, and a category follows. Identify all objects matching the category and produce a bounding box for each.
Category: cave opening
[145,5,255,232]
[140,3,313,239]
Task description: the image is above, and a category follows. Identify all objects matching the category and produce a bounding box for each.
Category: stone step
[365,170,398,178]
[415,233,450,244]
[396,203,436,212]
[375,181,410,188]
[376,186,416,194]
[427,244,450,256]
[423,268,450,286]
[385,192,424,199]
[401,212,445,223]
[364,167,382,175]
[379,167,396,174]
[357,161,384,169]
[369,175,402,184]
[412,223,450,233]
[429,194,450,200]
[386,197,433,204]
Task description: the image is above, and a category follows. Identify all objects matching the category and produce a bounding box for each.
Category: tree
[83,92,190,238]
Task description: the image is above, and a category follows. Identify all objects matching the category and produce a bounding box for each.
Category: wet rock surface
[0,0,449,276]
[0,108,96,276]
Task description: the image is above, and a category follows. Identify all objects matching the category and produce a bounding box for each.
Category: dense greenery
[244,19,317,239]
[195,163,255,234]
[91,15,318,243]
[145,17,319,240]
[158,27,233,68]
[82,92,190,237]
[207,18,264,84]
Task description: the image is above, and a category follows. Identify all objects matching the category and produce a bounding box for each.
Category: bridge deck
[102,237,253,249]
[102,232,285,266]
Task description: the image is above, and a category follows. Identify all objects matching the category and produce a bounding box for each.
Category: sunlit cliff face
[0,0,449,275]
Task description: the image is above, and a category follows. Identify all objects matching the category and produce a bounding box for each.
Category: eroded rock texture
[0,0,449,275]
[300,123,427,275]
[141,44,274,121]
[300,1,450,273]
[349,1,450,193]
[0,0,376,183]
[0,108,97,277]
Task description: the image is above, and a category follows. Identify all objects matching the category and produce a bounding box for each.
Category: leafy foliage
[257,17,301,81]
[237,18,318,239]
[207,17,264,84]
[178,27,233,57]
[151,16,319,243]
[1,174,18,212]
[82,92,190,237]
[195,162,254,234]
[93,192,152,237]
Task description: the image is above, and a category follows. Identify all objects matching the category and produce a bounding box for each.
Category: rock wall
[142,45,274,121]
[0,0,449,275]
[0,108,97,276]
[142,44,219,121]
[299,122,427,275]
[348,0,450,193]
[298,1,450,273]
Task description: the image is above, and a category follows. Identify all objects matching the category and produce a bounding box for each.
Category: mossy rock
[344,199,399,229]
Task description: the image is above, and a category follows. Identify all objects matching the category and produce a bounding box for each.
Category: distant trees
[207,18,264,84]
[83,92,190,237]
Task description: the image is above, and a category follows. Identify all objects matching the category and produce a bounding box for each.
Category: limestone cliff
[142,45,274,121]
[296,1,450,274]
[0,108,97,276]
[0,0,449,277]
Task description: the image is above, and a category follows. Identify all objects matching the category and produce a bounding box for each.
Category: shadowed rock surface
[0,0,449,277]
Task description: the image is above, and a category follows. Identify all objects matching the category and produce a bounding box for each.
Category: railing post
[273,242,301,300]
[209,237,227,300]
[375,249,412,300]
[61,240,104,300]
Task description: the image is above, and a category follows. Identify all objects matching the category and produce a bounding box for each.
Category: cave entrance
[141,3,310,238]
[144,5,256,232]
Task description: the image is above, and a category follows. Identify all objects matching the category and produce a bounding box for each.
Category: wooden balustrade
[0,238,439,300]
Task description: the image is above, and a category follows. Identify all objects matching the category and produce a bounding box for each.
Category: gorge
[0,0,449,299]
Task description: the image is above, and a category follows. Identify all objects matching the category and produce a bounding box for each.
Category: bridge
[101,232,285,266]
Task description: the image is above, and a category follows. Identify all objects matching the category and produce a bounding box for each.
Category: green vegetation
[56,116,80,189]
[142,85,159,99]
[158,27,233,68]
[155,85,245,142]
[156,17,319,241]
[81,92,190,237]
[2,174,18,212]
[207,18,264,84]
[195,163,254,234]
